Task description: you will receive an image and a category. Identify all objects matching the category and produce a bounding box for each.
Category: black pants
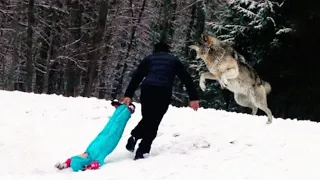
[131,85,171,154]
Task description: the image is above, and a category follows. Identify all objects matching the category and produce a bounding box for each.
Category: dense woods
[1,0,319,122]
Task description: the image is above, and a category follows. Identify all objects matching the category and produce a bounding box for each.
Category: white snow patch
[0,90,320,180]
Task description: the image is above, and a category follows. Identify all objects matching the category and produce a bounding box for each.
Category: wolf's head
[189,34,221,62]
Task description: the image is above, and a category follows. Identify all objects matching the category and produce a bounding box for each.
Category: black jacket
[124,51,199,101]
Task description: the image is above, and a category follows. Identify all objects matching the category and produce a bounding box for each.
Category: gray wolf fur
[189,34,273,124]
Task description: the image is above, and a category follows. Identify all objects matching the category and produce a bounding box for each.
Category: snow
[1,90,320,180]
[276,28,293,35]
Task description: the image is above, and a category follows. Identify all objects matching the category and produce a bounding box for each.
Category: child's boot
[83,161,100,171]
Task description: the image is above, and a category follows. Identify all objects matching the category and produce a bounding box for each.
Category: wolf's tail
[263,81,272,94]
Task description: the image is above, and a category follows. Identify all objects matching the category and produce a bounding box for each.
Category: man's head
[153,41,170,53]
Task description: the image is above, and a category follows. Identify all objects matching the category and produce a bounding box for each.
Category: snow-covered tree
[206,0,293,66]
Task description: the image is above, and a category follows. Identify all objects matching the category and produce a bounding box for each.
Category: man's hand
[189,100,199,111]
[122,97,132,105]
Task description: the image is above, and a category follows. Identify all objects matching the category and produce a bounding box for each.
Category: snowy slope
[0,90,320,180]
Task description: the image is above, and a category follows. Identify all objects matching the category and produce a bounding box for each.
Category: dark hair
[153,41,170,53]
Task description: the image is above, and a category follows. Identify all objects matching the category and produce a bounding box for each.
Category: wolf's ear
[188,45,200,52]
[203,35,214,45]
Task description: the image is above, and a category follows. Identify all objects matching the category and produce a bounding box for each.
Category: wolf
[189,34,273,124]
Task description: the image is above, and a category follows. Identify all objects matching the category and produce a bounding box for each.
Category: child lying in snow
[55,100,135,171]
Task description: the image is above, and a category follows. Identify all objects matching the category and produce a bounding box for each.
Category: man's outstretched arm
[175,60,199,101]
[124,58,148,99]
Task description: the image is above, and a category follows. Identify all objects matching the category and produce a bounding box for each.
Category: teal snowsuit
[70,104,132,171]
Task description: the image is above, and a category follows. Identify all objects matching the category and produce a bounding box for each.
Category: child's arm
[55,158,71,170]
[111,99,135,114]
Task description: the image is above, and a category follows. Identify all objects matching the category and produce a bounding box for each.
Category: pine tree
[207,0,293,66]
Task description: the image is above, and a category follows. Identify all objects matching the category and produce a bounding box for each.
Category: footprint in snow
[172,133,180,137]
[229,140,253,147]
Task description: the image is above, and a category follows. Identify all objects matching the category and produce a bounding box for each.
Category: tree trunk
[66,0,82,97]
[7,2,20,91]
[25,0,35,92]
[82,0,108,97]
[111,0,147,99]
[43,5,57,94]
[47,2,64,95]
[160,0,177,43]
[35,23,51,93]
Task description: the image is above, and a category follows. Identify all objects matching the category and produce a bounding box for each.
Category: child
[55,100,135,171]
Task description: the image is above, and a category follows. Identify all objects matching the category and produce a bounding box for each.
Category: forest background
[1,0,319,121]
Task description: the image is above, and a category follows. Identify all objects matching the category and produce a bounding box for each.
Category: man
[122,41,200,160]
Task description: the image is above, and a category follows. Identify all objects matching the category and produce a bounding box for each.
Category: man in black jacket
[122,41,200,160]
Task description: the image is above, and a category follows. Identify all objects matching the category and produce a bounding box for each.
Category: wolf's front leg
[220,75,228,88]
[199,72,219,91]
[220,67,239,88]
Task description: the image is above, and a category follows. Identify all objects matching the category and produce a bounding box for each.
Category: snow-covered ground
[1,90,320,180]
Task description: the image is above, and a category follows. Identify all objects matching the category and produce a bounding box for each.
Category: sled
[55,100,135,171]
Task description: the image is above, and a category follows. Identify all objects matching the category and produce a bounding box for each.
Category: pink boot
[83,161,100,171]
[55,158,71,170]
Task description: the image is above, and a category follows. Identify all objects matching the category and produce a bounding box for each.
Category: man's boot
[125,136,137,152]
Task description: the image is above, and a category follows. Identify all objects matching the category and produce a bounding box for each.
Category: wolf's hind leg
[249,87,273,124]
[234,93,258,115]
[251,106,258,115]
